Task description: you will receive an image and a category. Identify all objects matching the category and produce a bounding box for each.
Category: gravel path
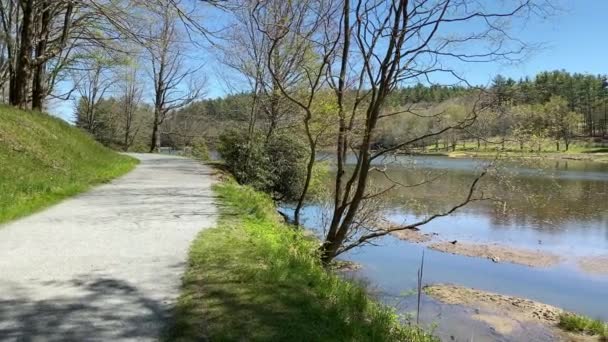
[0,154,217,341]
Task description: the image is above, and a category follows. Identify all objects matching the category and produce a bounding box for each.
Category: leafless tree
[252,0,341,226]
[118,64,143,151]
[141,0,205,152]
[316,0,551,264]
[72,54,116,134]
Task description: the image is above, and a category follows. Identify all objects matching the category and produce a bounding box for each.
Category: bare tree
[141,0,205,152]
[316,0,550,264]
[252,0,341,226]
[118,64,143,151]
[73,53,116,134]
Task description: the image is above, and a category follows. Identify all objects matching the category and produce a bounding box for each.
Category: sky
[50,2,608,121]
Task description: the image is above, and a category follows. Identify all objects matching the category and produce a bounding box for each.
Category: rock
[491,256,500,263]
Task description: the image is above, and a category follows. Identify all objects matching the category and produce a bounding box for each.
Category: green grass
[166,180,437,341]
[558,313,608,337]
[411,138,606,154]
[0,105,138,224]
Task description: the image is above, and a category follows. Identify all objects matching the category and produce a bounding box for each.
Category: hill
[0,106,137,224]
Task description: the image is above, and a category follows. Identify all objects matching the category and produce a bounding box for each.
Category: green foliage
[0,105,137,224]
[189,137,210,161]
[166,181,438,342]
[75,96,153,151]
[558,313,608,337]
[307,160,330,201]
[218,129,307,200]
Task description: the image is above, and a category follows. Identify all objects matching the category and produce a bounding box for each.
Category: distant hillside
[0,106,137,224]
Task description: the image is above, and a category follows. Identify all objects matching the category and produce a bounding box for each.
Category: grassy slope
[167,181,437,342]
[0,105,137,224]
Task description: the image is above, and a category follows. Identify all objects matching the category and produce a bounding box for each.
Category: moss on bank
[166,181,437,341]
[0,106,137,224]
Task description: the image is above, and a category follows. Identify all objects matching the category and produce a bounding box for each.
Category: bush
[190,137,210,161]
[217,129,307,200]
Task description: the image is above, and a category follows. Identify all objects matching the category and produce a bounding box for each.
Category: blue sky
[50,2,608,120]
[460,2,608,84]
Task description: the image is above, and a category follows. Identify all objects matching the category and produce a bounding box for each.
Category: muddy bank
[425,284,604,341]
[578,256,608,276]
[429,241,561,268]
[391,228,435,243]
[391,228,562,268]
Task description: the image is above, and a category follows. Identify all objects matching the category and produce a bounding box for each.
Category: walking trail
[0,154,217,341]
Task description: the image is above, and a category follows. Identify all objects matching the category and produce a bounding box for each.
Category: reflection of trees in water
[357,167,608,231]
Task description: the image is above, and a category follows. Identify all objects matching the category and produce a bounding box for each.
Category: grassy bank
[0,106,137,224]
[167,180,437,341]
[559,313,608,339]
[402,139,608,162]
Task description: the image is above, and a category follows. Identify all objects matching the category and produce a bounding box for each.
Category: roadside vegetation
[166,181,437,342]
[0,106,137,224]
[559,313,608,338]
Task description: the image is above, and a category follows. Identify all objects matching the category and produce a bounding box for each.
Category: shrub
[190,137,210,161]
[217,129,307,200]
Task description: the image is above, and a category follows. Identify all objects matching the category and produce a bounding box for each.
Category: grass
[558,313,608,338]
[406,138,608,162]
[0,105,138,224]
[166,180,438,341]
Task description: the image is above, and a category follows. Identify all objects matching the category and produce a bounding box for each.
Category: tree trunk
[11,0,35,109]
[32,0,51,111]
[150,116,159,153]
[293,145,316,226]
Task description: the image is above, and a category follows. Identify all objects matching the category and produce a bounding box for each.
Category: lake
[288,154,608,341]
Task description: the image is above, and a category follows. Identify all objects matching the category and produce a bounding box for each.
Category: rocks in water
[491,256,501,263]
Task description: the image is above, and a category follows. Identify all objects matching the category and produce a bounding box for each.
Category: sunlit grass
[0,105,137,224]
[166,180,438,341]
[558,313,608,337]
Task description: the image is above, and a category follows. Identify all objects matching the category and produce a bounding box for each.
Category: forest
[85,70,607,154]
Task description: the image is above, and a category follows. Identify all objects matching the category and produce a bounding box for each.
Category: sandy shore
[429,241,562,268]
[425,284,604,341]
[392,227,608,275]
[391,228,435,243]
[578,256,608,276]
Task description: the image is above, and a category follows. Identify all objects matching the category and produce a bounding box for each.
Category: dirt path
[0,154,217,341]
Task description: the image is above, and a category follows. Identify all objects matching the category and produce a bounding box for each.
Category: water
[289,155,608,340]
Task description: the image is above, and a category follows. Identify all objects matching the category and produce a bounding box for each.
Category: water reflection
[315,155,608,255]
[289,155,608,340]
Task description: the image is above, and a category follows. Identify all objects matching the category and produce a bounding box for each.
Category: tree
[73,53,116,135]
[141,0,204,152]
[252,0,341,226]
[118,63,143,151]
[316,0,549,264]
[544,96,579,151]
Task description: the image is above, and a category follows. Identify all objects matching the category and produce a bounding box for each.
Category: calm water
[289,155,608,341]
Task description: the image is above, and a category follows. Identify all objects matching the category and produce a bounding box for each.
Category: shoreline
[391,229,608,275]
[396,150,608,163]
[425,284,606,341]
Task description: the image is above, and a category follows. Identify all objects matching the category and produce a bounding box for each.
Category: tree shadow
[0,275,171,341]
